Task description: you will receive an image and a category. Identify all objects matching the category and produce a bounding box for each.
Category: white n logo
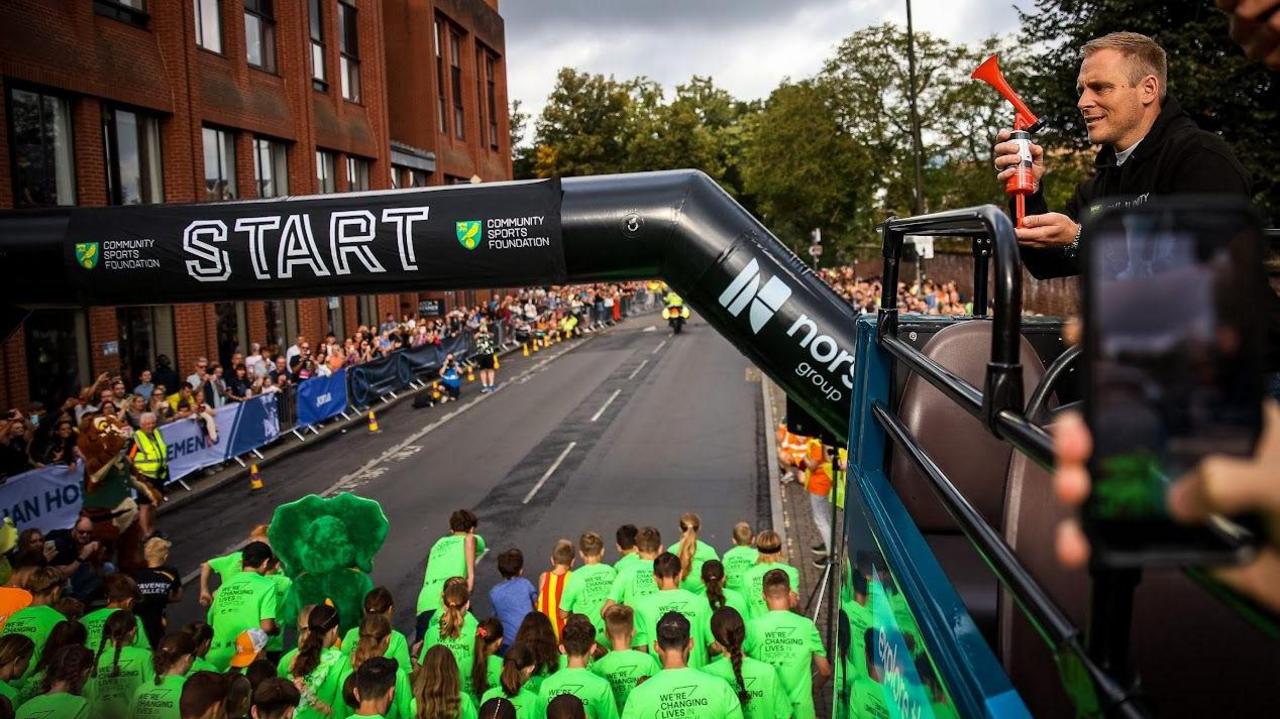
[718,258,792,334]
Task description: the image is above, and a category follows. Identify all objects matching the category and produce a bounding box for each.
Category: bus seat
[1002,441,1280,717]
[891,320,1046,644]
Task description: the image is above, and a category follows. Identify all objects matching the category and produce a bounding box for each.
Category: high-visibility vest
[131,430,168,478]
[834,448,848,509]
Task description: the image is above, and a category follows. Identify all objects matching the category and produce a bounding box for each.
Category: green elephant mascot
[267,492,389,635]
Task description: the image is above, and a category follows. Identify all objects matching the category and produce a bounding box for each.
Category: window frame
[252,136,289,198]
[102,104,164,205]
[244,0,277,73]
[435,19,447,135]
[449,28,464,140]
[94,0,149,27]
[6,85,77,208]
[309,0,327,90]
[485,52,499,150]
[201,125,237,202]
[316,149,336,193]
[338,1,361,102]
[346,155,369,192]
[193,0,223,54]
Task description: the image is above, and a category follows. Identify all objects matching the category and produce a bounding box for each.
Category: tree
[532,69,635,177]
[1019,0,1279,221]
[509,99,535,179]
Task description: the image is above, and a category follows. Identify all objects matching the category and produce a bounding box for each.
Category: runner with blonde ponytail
[419,577,481,701]
[674,513,719,593]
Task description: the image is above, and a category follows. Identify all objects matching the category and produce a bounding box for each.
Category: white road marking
[590,389,622,422]
[627,360,648,381]
[643,326,656,332]
[522,441,577,504]
[651,339,667,354]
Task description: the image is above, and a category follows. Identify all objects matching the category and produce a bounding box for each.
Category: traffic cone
[493,355,500,370]
[522,343,529,357]
[248,464,265,493]
[533,338,540,352]
[431,384,442,402]
[467,367,476,382]
[367,410,381,434]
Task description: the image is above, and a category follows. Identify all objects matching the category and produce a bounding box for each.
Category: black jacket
[1020,97,1252,278]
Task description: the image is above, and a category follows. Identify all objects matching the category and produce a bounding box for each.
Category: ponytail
[439,579,470,641]
[709,607,751,707]
[352,614,391,672]
[472,618,503,696]
[152,632,197,684]
[93,611,137,678]
[291,604,339,679]
[676,512,700,583]
[499,643,535,697]
[701,560,728,611]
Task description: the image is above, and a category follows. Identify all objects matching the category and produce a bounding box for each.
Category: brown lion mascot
[77,414,162,571]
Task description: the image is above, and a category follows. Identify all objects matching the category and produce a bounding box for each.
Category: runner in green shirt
[130,631,195,719]
[347,656,403,718]
[413,645,479,719]
[479,642,540,719]
[704,606,792,719]
[16,644,94,719]
[720,523,759,592]
[537,615,618,719]
[743,570,831,719]
[631,554,712,669]
[250,677,302,719]
[0,634,34,708]
[739,531,800,620]
[591,606,660,714]
[204,542,280,670]
[0,567,64,675]
[469,618,504,699]
[603,527,663,611]
[620,611,743,719]
[86,611,154,719]
[335,617,417,719]
[179,623,218,676]
[558,532,617,646]
[83,575,149,652]
[197,523,270,607]
[416,509,484,641]
[418,579,480,699]
[673,513,720,594]
[700,561,750,628]
[282,604,346,719]
[340,587,413,673]
[612,525,640,576]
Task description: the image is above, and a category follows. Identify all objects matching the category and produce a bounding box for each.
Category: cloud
[504,0,1026,142]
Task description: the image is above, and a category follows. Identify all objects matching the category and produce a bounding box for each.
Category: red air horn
[971,55,1046,228]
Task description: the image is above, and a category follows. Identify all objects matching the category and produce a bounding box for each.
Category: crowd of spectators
[818,266,974,317]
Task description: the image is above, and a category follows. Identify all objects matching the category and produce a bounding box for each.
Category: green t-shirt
[483,653,502,696]
[619,666,744,719]
[340,625,413,675]
[632,589,711,668]
[537,666,619,719]
[851,676,890,719]
[740,563,800,620]
[82,607,150,653]
[0,604,64,672]
[15,691,90,719]
[480,685,538,719]
[720,546,759,592]
[707,588,750,626]
[701,655,792,719]
[131,673,186,719]
[606,558,658,607]
[276,648,298,678]
[205,571,278,670]
[265,573,292,653]
[86,644,155,719]
[335,663,417,719]
[419,611,480,696]
[0,679,16,706]
[206,551,242,582]
[678,540,721,594]
[187,657,217,675]
[744,610,826,719]
[560,562,617,642]
[289,647,347,719]
[416,533,486,613]
[591,649,660,714]
[613,552,640,576]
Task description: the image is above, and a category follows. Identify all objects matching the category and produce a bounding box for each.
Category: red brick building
[0,0,511,412]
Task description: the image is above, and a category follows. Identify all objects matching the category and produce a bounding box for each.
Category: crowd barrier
[0,461,84,532]
[158,392,281,484]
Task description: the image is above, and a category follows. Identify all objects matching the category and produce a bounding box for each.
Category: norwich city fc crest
[75,242,100,270]
[456,220,481,250]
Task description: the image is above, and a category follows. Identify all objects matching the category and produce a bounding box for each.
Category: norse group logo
[75,242,100,270]
[718,258,792,333]
[455,220,482,250]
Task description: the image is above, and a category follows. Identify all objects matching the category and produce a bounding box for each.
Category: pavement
[161,309,776,638]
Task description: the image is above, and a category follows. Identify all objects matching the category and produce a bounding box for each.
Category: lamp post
[905,0,925,217]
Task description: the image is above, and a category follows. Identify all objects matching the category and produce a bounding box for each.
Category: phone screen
[1084,198,1264,565]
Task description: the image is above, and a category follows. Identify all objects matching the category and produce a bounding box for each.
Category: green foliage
[509,99,535,180]
[1019,0,1279,221]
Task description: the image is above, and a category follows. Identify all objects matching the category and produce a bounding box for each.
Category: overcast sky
[502,0,1027,141]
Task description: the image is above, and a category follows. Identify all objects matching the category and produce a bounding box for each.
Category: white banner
[0,461,85,533]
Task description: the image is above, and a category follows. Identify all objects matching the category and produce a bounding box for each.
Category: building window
[202,126,236,201]
[346,156,369,191]
[24,310,90,412]
[316,150,336,193]
[7,87,75,207]
[193,0,222,53]
[103,107,163,205]
[338,2,360,102]
[309,0,326,89]
[253,137,288,198]
[450,29,464,139]
[435,20,447,135]
[95,0,149,26]
[486,54,499,149]
[326,297,344,337]
[117,306,176,388]
[244,0,276,72]
[357,295,378,327]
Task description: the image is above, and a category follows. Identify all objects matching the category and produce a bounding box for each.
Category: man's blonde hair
[1082,32,1167,99]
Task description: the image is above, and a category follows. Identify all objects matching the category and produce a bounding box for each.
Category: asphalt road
[163,312,769,634]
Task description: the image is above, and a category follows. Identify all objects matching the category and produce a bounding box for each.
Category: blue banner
[0,461,84,532]
[160,394,280,482]
[297,370,349,427]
